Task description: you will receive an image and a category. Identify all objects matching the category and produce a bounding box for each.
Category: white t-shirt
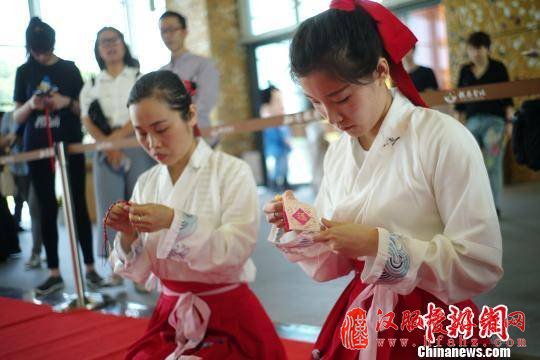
[79,66,140,129]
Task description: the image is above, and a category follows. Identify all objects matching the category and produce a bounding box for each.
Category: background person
[80,26,154,288]
[13,17,104,295]
[455,31,514,217]
[259,85,291,191]
[159,11,220,145]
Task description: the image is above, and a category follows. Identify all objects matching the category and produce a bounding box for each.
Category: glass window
[126,0,168,73]
[39,0,128,77]
[248,0,296,36]
[401,4,450,89]
[255,40,312,185]
[298,0,329,21]
[255,40,305,114]
[38,0,167,78]
[0,1,30,111]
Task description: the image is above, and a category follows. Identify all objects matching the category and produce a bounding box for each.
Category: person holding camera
[13,17,104,295]
[80,27,154,288]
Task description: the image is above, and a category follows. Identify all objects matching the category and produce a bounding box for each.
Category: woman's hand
[504,106,515,142]
[105,150,124,169]
[504,122,513,141]
[263,193,286,229]
[29,94,46,111]
[2,133,16,147]
[129,203,174,233]
[105,202,137,236]
[46,92,70,111]
[313,218,379,259]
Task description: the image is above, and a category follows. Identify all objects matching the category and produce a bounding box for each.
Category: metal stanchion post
[53,142,112,311]
[56,142,86,308]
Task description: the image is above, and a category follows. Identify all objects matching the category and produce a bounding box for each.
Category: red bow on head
[329,0,428,107]
[182,79,202,137]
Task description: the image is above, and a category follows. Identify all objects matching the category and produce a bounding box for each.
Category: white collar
[99,66,137,81]
[188,138,212,169]
[347,88,415,153]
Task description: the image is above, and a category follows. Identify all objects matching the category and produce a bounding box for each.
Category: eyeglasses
[99,37,120,47]
[160,26,183,35]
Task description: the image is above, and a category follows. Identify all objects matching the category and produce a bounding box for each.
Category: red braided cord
[44,106,55,172]
[103,200,130,257]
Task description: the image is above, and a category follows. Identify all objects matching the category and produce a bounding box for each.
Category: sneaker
[35,276,64,296]
[85,270,105,289]
[103,273,124,287]
[25,254,41,269]
[7,251,22,260]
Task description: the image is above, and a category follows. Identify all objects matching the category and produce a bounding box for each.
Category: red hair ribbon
[329,0,428,107]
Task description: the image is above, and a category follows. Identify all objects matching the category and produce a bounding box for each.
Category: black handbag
[87,76,112,135]
[88,99,112,135]
[512,99,540,171]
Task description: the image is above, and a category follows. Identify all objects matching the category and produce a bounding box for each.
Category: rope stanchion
[55,141,86,309]
[52,141,114,312]
[0,78,537,311]
[421,78,540,107]
[1,79,539,167]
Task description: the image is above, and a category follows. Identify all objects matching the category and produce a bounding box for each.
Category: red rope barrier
[102,200,130,258]
[44,107,55,172]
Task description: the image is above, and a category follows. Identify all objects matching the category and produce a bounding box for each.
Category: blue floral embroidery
[167,212,197,260]
[178,213,198,240]
[168,242,190,260]
[378,232,409,283]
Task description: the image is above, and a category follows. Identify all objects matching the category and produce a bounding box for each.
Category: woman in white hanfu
[263,1,503,359]
[107,70,285,360]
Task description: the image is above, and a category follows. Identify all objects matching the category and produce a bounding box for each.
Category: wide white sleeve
[109,172,152,283]
[159,161,258,275]
[272,171,356,282]
[79,79,93,119]
[360,118,503,304]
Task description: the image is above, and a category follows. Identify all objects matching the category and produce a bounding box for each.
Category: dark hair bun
[290,8,383,84]
[127,70,192,121]
[26,17,55,53]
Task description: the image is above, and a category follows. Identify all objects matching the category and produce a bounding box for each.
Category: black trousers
[0,194,20,261]
[28,153,94,269]
[13,174,30,225]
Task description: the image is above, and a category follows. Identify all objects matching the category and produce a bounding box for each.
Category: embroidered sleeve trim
[167,212,198,260]
[178,213,198,240]
[115,235,143,265]
[378,232,410,283]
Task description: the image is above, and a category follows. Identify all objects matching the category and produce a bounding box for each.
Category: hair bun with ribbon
[330,0,428,107]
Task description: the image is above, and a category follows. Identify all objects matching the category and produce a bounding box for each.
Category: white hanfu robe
[272,89,503,359]
[109,140,286,359]
[110,139,258,284]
